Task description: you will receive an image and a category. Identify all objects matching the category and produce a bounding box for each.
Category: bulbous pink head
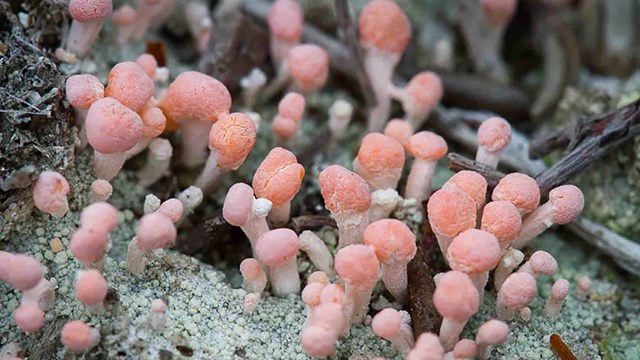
[442,170,487,210]
[319,165,371,214]
[364,219,416,264]
[209,113,257,170]
[151,299,167,313]
[480,0,517,28]
[371,308,401,339]
[481,201,522,248]
[454,339,478,358]
[308,271,328,285]
[476,319,509,345]
[288,44,330,91]
[75,269,108,306]
[85,97,143,154]
[358,0,411,54]
[497,272,537,309]
[383,119,413,148]
[302,282,326,306]
[111,5,136,25]
[255,228,300,266]
[61,320,99,353]
[548,185,584,224]
[492,173,540,215]
[66,74,104,110]
[447,229,501,274]
[319,284,345,304]
[478,117,512,153]
[80,202,119,233]
[0,253,43,291]
[135,54,158,78]
[577,276,592,294]
[355,133,405,189]
[267,0,303,42]
[136,213,177,251]
[157,199,184,223]
[70,228,109,265]
[139,105,166,139]
[310,302,345,330]
[407,131,448,161]
[550,279,570,300]
[300,326,337,357]
[90,179,112,201]
[240,258,263,281]
[408,332,444,360]
[334,244,380,288]
[159,71,231,124]
[252,147,304,206]
[33,171,70,217]
[223,183,254,226]
[104,62,154,112]
[272,116,298,139]
[278,92,305,120]
[433,271,480,322]
[13,303,44,333]
[527,251,558,276]
[69,0,113,22]
[427,188,477,238]
[406,72,443,114]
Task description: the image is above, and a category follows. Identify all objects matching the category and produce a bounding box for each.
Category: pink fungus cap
[481,201,522,247]
[319,165,371,213]
[334,244,380,288]
[427,188,477,238]
[104,62,154,112]
[267,0,303,42]
[371,308,401,338]
[383,119,413,147]
[136,213,177,251]
[61,320,98,353]
[319,284,345,304]
[75,269,108,306]
[302,282,325,306]
[407,131,448,161]
[112,5,136,25]
[139,105,166,139]
[447,229,501,274]
[476,319,509,345]
[548,185,584,224]
[157,199,184,223]
[252,147,304,206]
[272,116,298,139]
[406,72,443,113]
[551,279,570,300]
[240,258,263,281]
[442,170,487,210]
[492,173,540,214]
[478,117,512,153]
[14,303,45,333]
[278,92,305,120]
[433,271,480,321]
[358,0,411,53]
[85,97,143,153]
[80,202,119,233]
[135,54,158,78]
[209,113,257,170]
[0,253,43,291]
[255,228,300,266]
[364,219,416,264]
[300,326,337,357]
[288,44,330,91]
[356,133,405,185]
[66,74,104,110]
[308,271,328,285]
[223,183,254,226]
[70,228,109,265]
[69,0,113,22]
[159,71,231,124]
[498,272,537,308]
[527,251,558,276]
[32,171,70,217]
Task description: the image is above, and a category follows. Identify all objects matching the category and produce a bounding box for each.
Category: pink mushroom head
[139,105,167,139]
[61,320,100,353]
[80,202,119,233]
[497,273,537,315]
[522,250,558,277]
[69,0,113,23]
[158,71,231,125]
[66,75,104,110]
[383,119,413,148]
[371,308,402,339]
[334,244,380,289]
[209,113,257,170]
[70,228,109,266]
[32,171,70,217]
[358,0,411,54]
[75,269,108,307]
[447,229,501,275]
[85,97,143,154]
[157,199,184,223]
[548,185,584,224]
[481,201,522,249]
[492,173,540,215]
[433,271,480,322]
[135,54,158,78]
[136,212,177,251]
[255,228,300,267]
[478,117,512,153]
[223,183,254,226]
[427,188,477,239]
[319,165,372,214]
[364,219,416,265]
[442,170,488,211]
[405,72,444,115]
[288,44,330,91]
[252,147,304,207]
[355,133,405,190]
[104,62,155,112]
[0,253,43,291]
[14,303,45,333]
[407,131,448,162]
[267,0,303,43]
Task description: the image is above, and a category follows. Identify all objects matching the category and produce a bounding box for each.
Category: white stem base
[475,147,500,169]
[512,202,553,249]
[194,150,227,193]
[405,159,437,203]
[93,151,126,181]
[268,257,300,297]
[334,211,369,249]
[138,138,173,186]
[179,120,214,168]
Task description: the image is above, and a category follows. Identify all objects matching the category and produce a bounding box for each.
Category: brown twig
[447,153,504,190]
[334,0,377,107]
[407,230,442,337]
[291,215,337,233]
[529,128,572,159]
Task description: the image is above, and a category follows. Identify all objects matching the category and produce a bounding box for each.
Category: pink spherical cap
[476,319,509,345]
[478,117,512,153]
[355,133,405,189]
[371,308,401,338]
[406,72,443,113]
[548,185,584,224]
[550,278,570,300]
[66,74,104,110]
[240,258,263,281]
[492,173,540,214]
[209,113,257,170]
[447,229,501,274]
[319,165,371,213]
[136,212,177,251]
[61,320,99,353]
[334,244,380,288]
[157,199,184,223]
[498,272,537,309]
[364,219,416,263]
[0,253,43,291]
[383,119,413,147]
[14,303,45,333]
[75,269,108,306]
[139,105,167,139]
[267,0,303,42]
[80,202,119,233]
[32,171,70,217]
[135,54,158,78]
[288,44,330,91]
[407,131,448,161]
[481,201,522,247]
[70,228,109,265]
[442,170,487,210]
[278,92,305,120]
[104,62,155,112]
[255,228,300,266]
[69,0,113,22]
[433,271,480,322]
[85,97,143,154]
[427,188,477,238]
[358,0,411,53]
[223,183,254,226]
[252,147,304,206]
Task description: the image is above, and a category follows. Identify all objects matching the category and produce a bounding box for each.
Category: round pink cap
[478,117,512,152]
[447,229,501,274]
[136,213,177,251]
[66,74,104,110]
[85,97,143,153]
[433,271,479,321]
[492,173,540,214]
[255,228,300,266]
[104,62,154,112]
[549,185,584,224]
[69,0,113,22]
[223,183,254,226]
